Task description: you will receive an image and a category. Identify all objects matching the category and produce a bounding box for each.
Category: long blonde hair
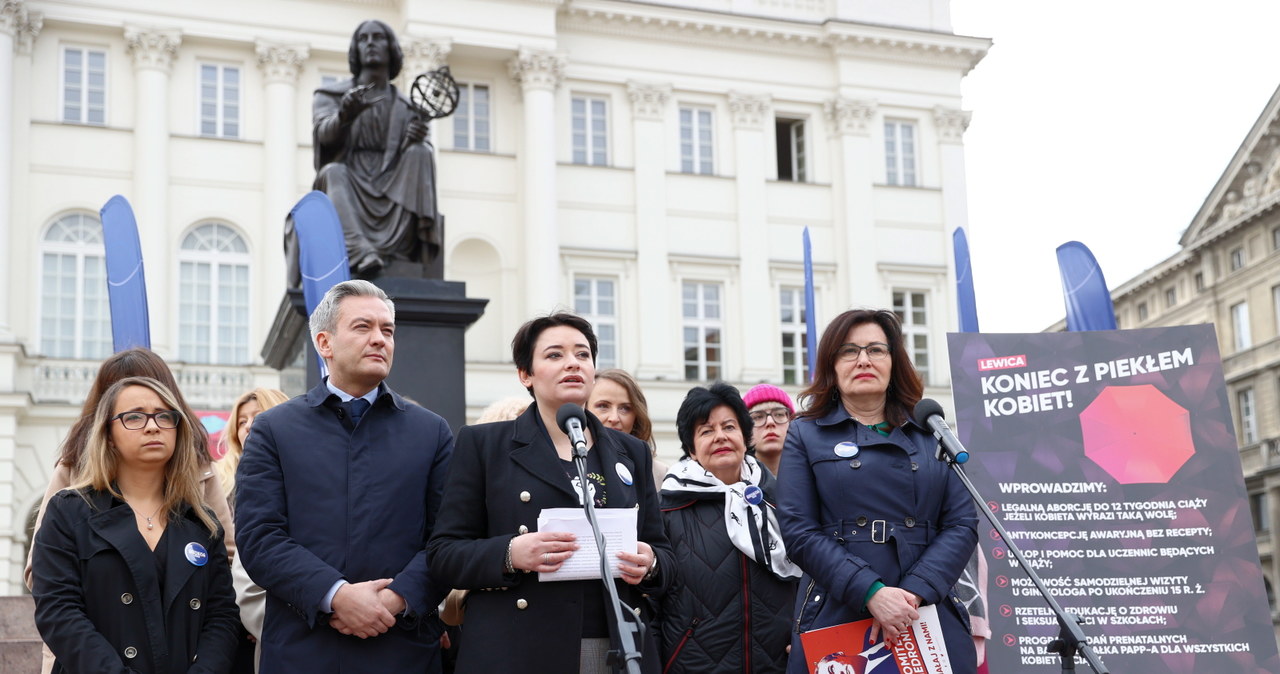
[73,376,219,533]
[215,387,289,499]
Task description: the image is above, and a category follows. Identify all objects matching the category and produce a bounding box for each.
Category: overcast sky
[948,0,1280,332]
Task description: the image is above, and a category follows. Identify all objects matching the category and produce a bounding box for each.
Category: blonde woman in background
[590,368,669,490]
[218,387,288,673]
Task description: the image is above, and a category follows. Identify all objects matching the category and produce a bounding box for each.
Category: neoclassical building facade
[0,0,987,593]
[1065,83,1280,635]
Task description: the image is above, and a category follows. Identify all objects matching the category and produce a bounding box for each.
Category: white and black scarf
[662,455,802,580]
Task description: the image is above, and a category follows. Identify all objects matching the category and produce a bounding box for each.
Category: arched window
[178,223,250,364]
[40,213,111,359]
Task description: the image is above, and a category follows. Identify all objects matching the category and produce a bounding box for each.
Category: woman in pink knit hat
[741,384,794,476]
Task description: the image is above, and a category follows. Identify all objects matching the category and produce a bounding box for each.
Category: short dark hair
[798,308,923,426]
[348,20,404,80]
[510,312,599,397]
[675,381,754,457]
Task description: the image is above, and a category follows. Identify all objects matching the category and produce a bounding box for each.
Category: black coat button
[904,517,916,527]
[856,516,868,526]
[849,459,862,469]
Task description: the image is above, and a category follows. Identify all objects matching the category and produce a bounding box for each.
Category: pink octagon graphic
[1079,384,1194,484]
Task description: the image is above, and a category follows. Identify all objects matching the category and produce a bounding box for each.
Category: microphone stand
[934,435,1111,673]
[571,433,644,674]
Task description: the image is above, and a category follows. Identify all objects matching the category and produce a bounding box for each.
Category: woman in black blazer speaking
[429,312,674,673]
[32,376,239,673]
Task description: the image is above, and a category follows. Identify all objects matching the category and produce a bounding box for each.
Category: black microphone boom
[912,398,969,465]
[556,403,590,459]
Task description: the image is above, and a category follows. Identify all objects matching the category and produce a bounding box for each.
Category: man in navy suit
[237,279,453,673]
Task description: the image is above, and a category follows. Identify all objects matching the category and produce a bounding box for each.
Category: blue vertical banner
[953,227,980,333]
[291,191,350,374]
[1056,241,1117,331]
[100,195,151,351]
[803,227,818,382]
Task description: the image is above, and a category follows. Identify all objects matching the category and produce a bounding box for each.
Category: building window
[39,214,111,359]
[682,281,722,380]
[1230,246,1245,271]
[1252,491,1270,533]
[1137,302,1149,322]
[1232,301,1251,351]
[178,224,250,364]
[1238,388,1257,444]
[62,47,106,125]
[320,73,343,88]
[1165,287,1177,308]
[893,290,929,383]
[1274,285,1280,334]
[573,277,618,369]
[453,83,490,151]
[571,95,608,166]
[1194,272,1205,292]
[776,118,807,182]
[199,63,240,138]
[1273,226,1280,252]
[679,106,714,175]
[884,120,917,187]
[779,286,808,385]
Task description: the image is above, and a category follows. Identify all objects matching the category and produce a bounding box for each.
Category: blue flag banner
[803,227,818,382]
[291,191,350,374]
[1056,240,1117,331]
[100,195,151,351]
[952,227,980,333]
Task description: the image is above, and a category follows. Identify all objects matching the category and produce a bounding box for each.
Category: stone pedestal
[262,277,486,431]
[0,595,40,673]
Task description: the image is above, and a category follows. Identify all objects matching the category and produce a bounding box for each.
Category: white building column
[400,37,450,152]
[627,81,675,379]
[125,26,180,354]
[255,41,308,313]
[824,97,877,309]
[0,0,39,341]
[729,92,774,382]
[934,105,971,336]
[509,48,564,315]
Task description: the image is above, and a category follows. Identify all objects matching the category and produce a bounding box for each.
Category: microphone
[912,399,969,465]
[556,403,590,458]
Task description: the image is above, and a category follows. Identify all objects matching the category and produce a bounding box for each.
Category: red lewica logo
[977,355,1027,371]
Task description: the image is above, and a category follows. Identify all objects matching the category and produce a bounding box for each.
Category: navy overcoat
[778,407,978,674]
[236,382,454,673]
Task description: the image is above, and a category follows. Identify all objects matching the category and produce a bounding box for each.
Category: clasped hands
[328,578,406,639]
[867,586,924,648]
[510,531,656,585]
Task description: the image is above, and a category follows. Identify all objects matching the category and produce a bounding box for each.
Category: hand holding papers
[537,507,638,582]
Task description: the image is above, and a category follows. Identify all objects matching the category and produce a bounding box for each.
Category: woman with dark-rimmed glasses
[778,309,978,673]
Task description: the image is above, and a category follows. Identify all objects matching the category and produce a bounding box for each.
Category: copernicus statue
[288,19,441,285]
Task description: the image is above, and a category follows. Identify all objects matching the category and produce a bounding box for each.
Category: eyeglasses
[837,342,891,362]
[750,409,792,426]
[112,410,181,430]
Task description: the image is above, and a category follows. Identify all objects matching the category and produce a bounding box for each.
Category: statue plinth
[262,276,487,431]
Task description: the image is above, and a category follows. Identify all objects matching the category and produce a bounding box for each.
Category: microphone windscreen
[556,403,586,434]
[912,398,945,427]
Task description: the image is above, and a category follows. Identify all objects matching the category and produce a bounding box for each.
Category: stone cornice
[561,1,989,71]
[124,25,181,73]
[932,106,970,144]
[627,80,670,121]
[824,97,876,137]
[508,48,565,93]
[255,41,309,84]
[728,91,770,129]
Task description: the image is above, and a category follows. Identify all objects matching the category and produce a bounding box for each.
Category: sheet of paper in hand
[536,507,638,582]
[800,604,952,674]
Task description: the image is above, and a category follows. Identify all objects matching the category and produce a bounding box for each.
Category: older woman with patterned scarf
[658,382,800,674]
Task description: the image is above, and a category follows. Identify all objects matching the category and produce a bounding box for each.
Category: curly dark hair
[675,381,754,458]
[797,309,923,427]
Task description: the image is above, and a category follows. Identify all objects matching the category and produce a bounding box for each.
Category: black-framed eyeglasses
[750,409,792,426]
[111,410,181,430]
[837,342,891,362]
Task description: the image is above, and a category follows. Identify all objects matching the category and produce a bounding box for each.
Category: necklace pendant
[147,519,154,530]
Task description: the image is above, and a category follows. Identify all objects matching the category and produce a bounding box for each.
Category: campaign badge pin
[184,542,209,567]
[834,442,859,458]
[615,462,634,486]
[744,485,764,505]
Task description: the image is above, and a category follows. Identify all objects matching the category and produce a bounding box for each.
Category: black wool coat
[32,488,239,674]
[428,403,675,674]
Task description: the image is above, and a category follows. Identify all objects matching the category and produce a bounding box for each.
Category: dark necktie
[349,398,371,427]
